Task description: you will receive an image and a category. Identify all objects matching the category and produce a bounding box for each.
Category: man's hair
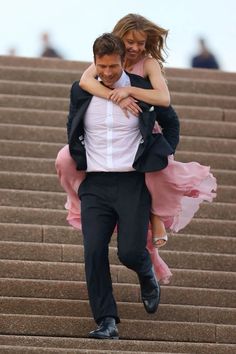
[93,33,126,62]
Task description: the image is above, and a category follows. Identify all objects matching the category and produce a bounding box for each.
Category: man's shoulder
[70,80,92,101]
[125,71,152,89]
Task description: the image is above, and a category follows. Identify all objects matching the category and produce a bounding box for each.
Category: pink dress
[55,59,217,285]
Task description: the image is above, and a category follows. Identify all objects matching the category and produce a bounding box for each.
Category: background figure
[40,32,62,59]
[191,38,220,69]
[8,47,17,56]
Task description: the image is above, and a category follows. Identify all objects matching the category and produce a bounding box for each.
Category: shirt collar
[98,70,130,88]
[113,71,130,88]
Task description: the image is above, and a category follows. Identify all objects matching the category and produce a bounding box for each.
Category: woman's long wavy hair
[112,13,169,70]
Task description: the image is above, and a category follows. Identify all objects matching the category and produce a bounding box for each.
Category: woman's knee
[55,145,74,170]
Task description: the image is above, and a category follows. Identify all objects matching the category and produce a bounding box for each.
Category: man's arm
[155,105,180,152]
[67,81,79,141]
[67,81,92,141]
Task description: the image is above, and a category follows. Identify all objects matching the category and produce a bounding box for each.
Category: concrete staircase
[0,55,235,353]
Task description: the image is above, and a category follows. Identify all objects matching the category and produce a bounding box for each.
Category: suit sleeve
[67,81,80,141]
[155,105,180,152]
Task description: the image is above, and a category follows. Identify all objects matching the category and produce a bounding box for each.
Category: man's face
[95,54,123,87]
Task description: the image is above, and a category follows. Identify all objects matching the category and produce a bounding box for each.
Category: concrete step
[0,107,235,135]
[1,135,236,159]
[0,56,91,71]
[0,80,69,98]
[0,107,67,127]
[168,77,236,97]
[0,94,68,112]
[171,92,236,109]
[0,222,235,254]
[1,239,235,274]
[0,206,68,227]
[1,77,236,99]
[1,55,236,81]
[166,66,236,81]
[0,206,235,236]
[175,105,236,122]
[0,250,235,279]
[0,123,66,143]
[175,151,236,170]
[178,136,236,154]
[182,218,236,237]
[0,120,236,151]
[0,223,235,254]
[1,106,235,130]
[0,346,173,354]
[0,140,62,158]
[167,234,236,255]
[195,202,236,221]
[0,204,234,231]
[1,151,235,176]
[1,61,236,88]
[180,119,236,139]
[1,93,236,114]
[0,314,235,344]
[0,335,235,354]
[0,168,234,194]
[0,156,55,174]
[1,56,236,82]
[0,278,235,308]
[0,187,234,210]
[0,66,78,85]
[0,172,62,192]
[1,297,235,325]
[177,107,236,122]
[1,120,236,145]
[0,346,163,354]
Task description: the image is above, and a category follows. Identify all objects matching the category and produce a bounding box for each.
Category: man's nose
[104,68,112,76]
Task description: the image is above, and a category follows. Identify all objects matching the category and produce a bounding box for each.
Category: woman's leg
[55,144,86,229]
[150,213,168,248]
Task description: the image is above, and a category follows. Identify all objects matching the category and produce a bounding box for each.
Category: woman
[56,14,216,284]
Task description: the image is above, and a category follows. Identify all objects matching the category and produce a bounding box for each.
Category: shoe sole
[89,334,119,340]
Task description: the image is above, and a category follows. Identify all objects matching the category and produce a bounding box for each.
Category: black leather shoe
[88,317,119,339]
[138,268,161,314]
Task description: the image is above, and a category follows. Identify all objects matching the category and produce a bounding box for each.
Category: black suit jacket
[67,72,180,172]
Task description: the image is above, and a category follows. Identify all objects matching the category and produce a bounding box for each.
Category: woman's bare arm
[109,58,170,107]
[79,63,111,99]
[79,63,141,116]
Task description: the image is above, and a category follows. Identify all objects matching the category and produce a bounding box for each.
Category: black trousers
[78,171,152,324]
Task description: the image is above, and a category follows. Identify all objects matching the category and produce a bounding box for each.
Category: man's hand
[118,97,142,118]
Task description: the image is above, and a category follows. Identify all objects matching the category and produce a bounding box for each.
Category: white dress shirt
[83,71,142,172]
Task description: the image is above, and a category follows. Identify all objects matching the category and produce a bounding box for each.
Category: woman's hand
[109,87,131,103]
[118,97,142,118]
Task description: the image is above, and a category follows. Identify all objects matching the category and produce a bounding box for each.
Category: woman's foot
[152,234,168,248]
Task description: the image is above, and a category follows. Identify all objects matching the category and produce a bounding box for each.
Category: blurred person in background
[191,38,220,69]
[8,47,17,56]
[40,32,63,59]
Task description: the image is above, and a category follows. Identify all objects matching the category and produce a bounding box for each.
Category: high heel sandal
[152,234,168,249]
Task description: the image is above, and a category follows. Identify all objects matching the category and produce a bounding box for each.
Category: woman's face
[123,30,147,61]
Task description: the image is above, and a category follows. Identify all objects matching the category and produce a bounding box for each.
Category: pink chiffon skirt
[55,145,217,285]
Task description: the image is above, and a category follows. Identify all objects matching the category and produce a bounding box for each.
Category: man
[67,33,179,339]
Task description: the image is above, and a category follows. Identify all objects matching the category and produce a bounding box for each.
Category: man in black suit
[67,33,179,339]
